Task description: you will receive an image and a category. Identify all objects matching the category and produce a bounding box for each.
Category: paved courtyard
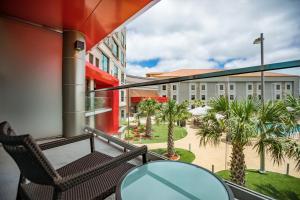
[136,122,300,178]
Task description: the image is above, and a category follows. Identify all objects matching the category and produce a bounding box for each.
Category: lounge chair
[0,121,147,200]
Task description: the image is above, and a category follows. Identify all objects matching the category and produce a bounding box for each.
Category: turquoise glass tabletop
[117,161,233,200]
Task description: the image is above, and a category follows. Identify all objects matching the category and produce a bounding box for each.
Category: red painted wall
[86,62,119,134]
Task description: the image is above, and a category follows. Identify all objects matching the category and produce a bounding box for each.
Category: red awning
[0,0,159,50]
[86,62,118,87]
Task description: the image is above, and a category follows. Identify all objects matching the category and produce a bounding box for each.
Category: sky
[125,0,300,77]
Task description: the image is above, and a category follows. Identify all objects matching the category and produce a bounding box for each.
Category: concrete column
[88,79,95,128]
[62,30,86,137]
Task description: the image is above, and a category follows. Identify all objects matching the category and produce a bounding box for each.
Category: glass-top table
[116,160,234,200]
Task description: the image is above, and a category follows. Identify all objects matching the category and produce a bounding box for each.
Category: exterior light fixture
[74,40,85,51]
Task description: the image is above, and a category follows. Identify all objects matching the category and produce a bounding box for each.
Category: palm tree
[254,100,288,173]
[138,98,159,138]
[284,95,300,135]
[285,95,300,115]
[161,100,190,157]
[177,100,191,127]
[154,103,163,126]
[190,99,204,108]
[284,139,300,171]
[283,95,300,171]
[198,97,256,186]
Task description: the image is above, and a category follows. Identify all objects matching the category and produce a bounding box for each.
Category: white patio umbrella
[215,113,225,120]
[189,106,212,116]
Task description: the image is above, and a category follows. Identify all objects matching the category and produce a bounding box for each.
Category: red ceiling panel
[0,0,158,49]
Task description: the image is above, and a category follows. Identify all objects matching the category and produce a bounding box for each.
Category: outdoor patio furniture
[116,160,234,200]
[0,121,148,200]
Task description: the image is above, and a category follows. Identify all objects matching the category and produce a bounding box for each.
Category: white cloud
[126,0,300,76]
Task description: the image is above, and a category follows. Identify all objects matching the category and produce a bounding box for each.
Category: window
[121,73,125,84]
[162,95,167,97]
[191,95,195,100]
[172,95,177,100]
[257,84,262,90]
[112,39,119,58]
[230,84,234,91]
[191,105,195,109]
[121,110,125,118]
[201,84,206,90]
[258,95,262,100]
[173,85,177,90]
[248,84,252,90]
[121,33,125,47]
[162,85,167,90]
[248,95,252,99]
[276,84,281,90]
[113,65,119,78]
[89,53,94,64]
[95,58,99,68]
[276,94,281,100]
[121,90,125,102]
[286,84,291,90]
[219,84,224,91]
[101,53,109,73]
[191,85,196,91]
[230,95,234,100]
[201,95,206,100]
[120,51,125,65]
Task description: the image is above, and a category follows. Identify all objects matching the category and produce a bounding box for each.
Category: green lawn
[150,148,195,163]
[130,124,187,144]
[216,170,300,200]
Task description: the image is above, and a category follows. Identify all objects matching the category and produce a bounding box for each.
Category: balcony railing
[88,59,300,200]
[86,127,276,200]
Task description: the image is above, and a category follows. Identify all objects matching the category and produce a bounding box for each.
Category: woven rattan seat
[0,121,147,200]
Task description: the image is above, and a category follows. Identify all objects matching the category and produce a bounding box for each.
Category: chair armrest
[54,145,148,192]
[39,133,94,151]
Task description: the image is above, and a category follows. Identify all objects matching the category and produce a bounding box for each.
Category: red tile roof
[146,69,297,78]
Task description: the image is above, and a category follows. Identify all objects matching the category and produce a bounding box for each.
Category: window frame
[101,52,110,73]
[89,53,94,65]
[112,39,119,59]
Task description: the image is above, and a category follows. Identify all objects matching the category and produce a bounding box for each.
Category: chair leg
[16,174,25,200]
[142,153,148,164]
[90,135,95,153]
[52,189,62,200]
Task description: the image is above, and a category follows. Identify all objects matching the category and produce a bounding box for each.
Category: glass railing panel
[86,62,300,200]
[85,96,109,111]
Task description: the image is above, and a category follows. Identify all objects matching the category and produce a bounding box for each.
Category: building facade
[147,69,299,107]
[86,28,127,122]
[126,75,168,115]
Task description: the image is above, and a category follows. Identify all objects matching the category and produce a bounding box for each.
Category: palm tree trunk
[259,145,266,173]
[145,115,152,138]
[137,115,141,126]
[230,144,246,186]
[167,121,175,157]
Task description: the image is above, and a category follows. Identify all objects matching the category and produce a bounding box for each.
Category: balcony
[1,0,299,199]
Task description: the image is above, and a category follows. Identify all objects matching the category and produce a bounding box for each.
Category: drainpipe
[62,30,86,137]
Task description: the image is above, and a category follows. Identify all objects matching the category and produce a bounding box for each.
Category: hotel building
[147,69,299,107]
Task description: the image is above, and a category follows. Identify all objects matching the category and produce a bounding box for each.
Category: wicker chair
[0,121,148,200]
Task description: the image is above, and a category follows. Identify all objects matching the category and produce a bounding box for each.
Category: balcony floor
[0,136,141,200]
